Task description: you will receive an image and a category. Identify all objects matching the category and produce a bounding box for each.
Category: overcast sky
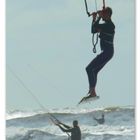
[6,0,135,111]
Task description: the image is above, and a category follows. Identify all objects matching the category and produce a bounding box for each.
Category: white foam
[6,106,135,140]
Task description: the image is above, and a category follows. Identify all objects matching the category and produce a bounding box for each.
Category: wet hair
[104,7,113,17]
[73,120,78,126]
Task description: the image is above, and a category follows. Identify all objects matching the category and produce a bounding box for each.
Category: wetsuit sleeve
[93,17,106,32]
[93,117,98,121]
[61,123,71,129]
[58,125,73,132]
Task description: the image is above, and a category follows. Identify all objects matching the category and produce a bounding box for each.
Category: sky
[6,0,135,111]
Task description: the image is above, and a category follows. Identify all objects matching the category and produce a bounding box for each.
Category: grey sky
[6,0,135,110]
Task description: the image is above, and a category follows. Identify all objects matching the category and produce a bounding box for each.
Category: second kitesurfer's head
[73,120,78,127]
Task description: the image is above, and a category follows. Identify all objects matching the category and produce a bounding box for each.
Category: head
[102,7,113,20]
[102,113,104,118]
[73,120,78,127]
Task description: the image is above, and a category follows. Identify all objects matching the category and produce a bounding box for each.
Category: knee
[85,66,89,73]
[86,65,92,73]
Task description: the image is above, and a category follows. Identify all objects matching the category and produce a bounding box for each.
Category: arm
[55,119,71,129]
[93,117,98,121]
[58,125,73,133]
[92,10,108,33]
[93,17,106,33]
[91,12,100,33]
[59,122,72,129]
[91,16,104,34]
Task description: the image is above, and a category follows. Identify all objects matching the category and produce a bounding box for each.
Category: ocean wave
[7,106,134,120]
[6,106,134,129]
[6,128,134,140]
[6,129,66,140]
[6,106,135,140]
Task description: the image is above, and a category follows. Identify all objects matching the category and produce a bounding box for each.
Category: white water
[6,106,135,140]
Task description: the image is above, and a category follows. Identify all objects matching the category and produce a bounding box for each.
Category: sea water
[6,106,135,140]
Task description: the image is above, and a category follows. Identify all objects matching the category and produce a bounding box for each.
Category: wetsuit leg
[86,48,114,89]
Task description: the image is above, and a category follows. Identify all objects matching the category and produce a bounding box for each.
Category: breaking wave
[6,106,135,140]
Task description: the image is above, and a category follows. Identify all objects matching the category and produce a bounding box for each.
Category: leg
[86,56,101,96]
[86,62,95,90]
[86,50,113,95]
[86,52,105,89]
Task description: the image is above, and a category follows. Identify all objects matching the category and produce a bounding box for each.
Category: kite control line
[84,0,106,53]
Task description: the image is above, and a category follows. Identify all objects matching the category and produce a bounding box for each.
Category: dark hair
[73,120,78,126]
[105,7,113,17]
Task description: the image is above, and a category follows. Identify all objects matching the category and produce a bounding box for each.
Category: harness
[100,32,114,45]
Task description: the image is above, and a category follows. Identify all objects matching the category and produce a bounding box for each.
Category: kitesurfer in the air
[56,120,81,140]
[86,7,115,98]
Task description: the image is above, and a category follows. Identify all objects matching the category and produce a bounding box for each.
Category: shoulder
[76,126,81,132]
[106,21,115,31]
[110,20,115,28]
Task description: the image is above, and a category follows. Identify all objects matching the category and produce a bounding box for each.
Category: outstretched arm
[55,119,71,129]
[58,125,73,133]
[56,120,71,129]
[93,117,98,121]
[60,122,71,129]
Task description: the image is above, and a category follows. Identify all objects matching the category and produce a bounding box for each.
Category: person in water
[56,120,81,140]
[86,7,115,98]
[93,113,105,124]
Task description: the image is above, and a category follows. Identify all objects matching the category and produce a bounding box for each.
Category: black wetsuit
[58,124,81,140]
[86,17,115,89]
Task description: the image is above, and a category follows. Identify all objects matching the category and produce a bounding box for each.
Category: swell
[6,129,134,140]
[7,106,134,120]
